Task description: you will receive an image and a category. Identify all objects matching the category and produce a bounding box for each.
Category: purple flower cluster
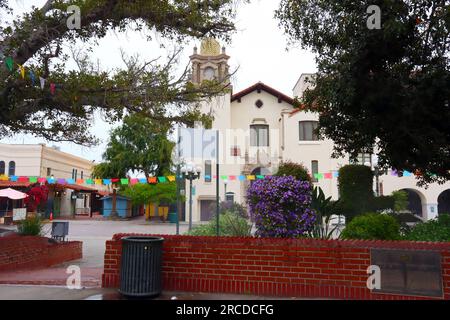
[247,175,316,238]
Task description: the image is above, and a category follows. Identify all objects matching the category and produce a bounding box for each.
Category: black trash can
[119,236,164,298]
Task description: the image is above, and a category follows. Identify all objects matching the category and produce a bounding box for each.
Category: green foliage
[340,213,401,241]
[210,201,248,219]
[338,165,374,221]
[370,196,395,212]
[0,1,238,145]
[186,212,252,237]
[403,214,450,242]
[98,114,174,178]
[392,190,409,213]
[309,187,340,239]
[121,183,178,205]
[17,216,44,236]
[274,161,312,183]
[276,1,450,184]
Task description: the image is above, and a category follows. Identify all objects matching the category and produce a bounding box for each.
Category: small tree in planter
[247,176,316,238]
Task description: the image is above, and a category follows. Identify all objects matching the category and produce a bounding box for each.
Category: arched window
[0,161,5,175]
[8,161,15,176]
[299,121,319,141]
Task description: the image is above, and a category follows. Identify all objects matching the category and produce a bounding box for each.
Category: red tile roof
[65,184,98,192]
[231,82,294,105]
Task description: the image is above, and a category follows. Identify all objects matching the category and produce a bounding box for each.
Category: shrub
[338,165,374,221]
[209,201,248,219]
[391,190,409,213]
[340,213,401,240]
[186,211,252,237]
[247,176,316,238]
[370,195,395,212]
[403,214,450,242]
[25,184,49,212]
[309,187,341,239]
[274,161,312,183]
[17,216,44,236]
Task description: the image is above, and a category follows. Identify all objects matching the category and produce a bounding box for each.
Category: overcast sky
[1,0,317,162]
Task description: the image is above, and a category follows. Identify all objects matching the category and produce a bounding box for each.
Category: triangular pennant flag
[39,77,46,90]
[5,57,13,72]
[37,177,47,183]
[47,177,56,184]
[50,83,56,95]
[148,177,157,184]
[0,175,9,181]
[29,70,36,86]
[29,177,38,183]
[220,175,228,180]
[138,178,147,184]
[324,173,332,179]
[120,178,129,185]
[167,176,176,182]
[17,64,25,79]
[57,178,66,184]
[238,175,246,181]
[66,178,75,184]
[10,176,18,182]
[246,175,256,181]
[94,179,102,185]
[158,176,167,183]
[76,178,84,184]
[86,179,94,185]
[102,179,111,185]
[130,178,139,185]
[111,178,120,183]
[18,176,29,182]
[332,171,339,178]
[256,175,264,180]
[228,175,236,181]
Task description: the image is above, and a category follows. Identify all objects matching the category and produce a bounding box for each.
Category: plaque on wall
[371,249,443,298]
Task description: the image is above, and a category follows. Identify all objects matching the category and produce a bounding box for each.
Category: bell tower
[190,38,230,85]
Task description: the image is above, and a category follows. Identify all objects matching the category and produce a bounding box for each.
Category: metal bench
[51,221,69,242]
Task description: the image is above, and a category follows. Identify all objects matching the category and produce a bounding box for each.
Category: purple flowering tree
[247,176,316,238]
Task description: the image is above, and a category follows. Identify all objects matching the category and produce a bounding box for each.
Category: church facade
[184,39,450,223]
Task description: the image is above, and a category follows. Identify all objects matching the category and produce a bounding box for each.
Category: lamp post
[181,163,201,231]
[223,179,228,201]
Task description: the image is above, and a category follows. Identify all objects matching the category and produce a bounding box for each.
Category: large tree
[93,113,174,178]
[276,0,450,185]
[0,0,240,145]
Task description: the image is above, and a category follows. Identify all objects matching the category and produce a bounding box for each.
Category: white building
[0,143,98,217]
[184,39,450,222]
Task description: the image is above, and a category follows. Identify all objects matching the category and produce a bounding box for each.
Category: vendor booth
[0,188,28,224]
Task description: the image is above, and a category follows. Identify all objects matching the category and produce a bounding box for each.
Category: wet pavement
[0,285,312,300]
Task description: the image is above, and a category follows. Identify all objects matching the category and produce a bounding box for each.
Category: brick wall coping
[111,233,450,251]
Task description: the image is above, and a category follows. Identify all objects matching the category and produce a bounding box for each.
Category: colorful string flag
[111,178,120,183]
[148,177,157,184]
[57,178,66,184]
[76,178,84,184]
[158,176,167,183]
[220,175,228,180]
[86,179,94,185]
[103,179,111,185]
[403,171,412,177]
[167,176,176,182]
[18,176,29,182]
[246,175,256,181]
[47,177,56,184]
[29,70,36,86]
[39,77,46,90]
[50,83,56,95]
[66,178,75,184]
[0,175,9,181]
[204,175,211,181]
[17,64,25,79]
[238,175,246,181]
[29,177,38,183]
[332,171,339,178]
[94,179,102,185]
[120,178,128,185]
[324,173,332,179]
[138,178,147,184]
[391,169,398,177]
[5,57,13,72]
[256,175,264,180]
[130,178,139,185]
[37,177,47,183]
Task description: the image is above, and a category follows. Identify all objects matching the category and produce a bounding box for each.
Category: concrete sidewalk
[0,265,102,287]
[0,285,311,300]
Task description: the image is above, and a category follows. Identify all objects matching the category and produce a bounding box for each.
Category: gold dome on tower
[200,38,221,56]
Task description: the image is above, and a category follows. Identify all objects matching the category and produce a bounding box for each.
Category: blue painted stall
[101,195,131,218]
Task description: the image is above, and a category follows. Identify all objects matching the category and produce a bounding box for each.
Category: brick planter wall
[102,234,450,300]
[0,235,82,271]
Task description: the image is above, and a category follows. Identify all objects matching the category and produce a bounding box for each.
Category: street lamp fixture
[181,163,202,231]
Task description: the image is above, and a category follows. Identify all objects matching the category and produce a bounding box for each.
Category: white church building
[183,39,450,223]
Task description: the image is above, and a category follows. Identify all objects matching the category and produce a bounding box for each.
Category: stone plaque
[370,249,443,297]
